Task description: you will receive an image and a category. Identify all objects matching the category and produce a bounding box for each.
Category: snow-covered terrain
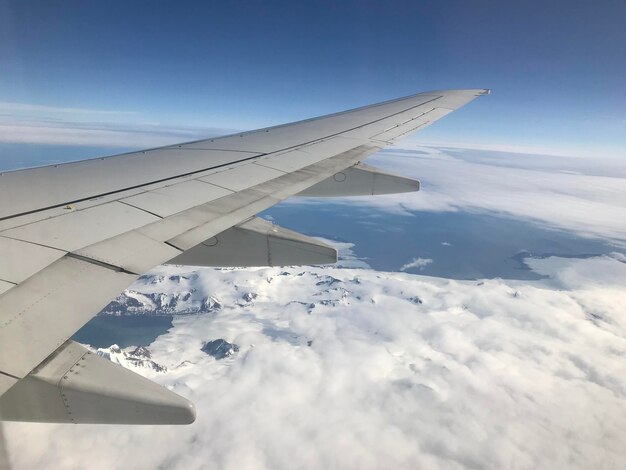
[100,272,223,316]
[95,344,167,373]
[5,253,626,470]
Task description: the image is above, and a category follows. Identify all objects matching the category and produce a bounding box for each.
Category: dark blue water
[261,203,622,280]
[72,315,173,348]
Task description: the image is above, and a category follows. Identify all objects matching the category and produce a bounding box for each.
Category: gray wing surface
[0,89,489,424]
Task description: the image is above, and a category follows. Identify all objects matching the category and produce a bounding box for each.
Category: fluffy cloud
[399,257,434,271]
[4,254,626,470]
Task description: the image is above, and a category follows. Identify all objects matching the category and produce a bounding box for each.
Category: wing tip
[437,88,491,95]
[409,89,491,105]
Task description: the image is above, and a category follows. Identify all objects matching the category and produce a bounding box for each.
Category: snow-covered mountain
[100,273,223,315]
[95,344,167,372]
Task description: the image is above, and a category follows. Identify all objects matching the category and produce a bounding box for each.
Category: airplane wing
[0,89,489,424]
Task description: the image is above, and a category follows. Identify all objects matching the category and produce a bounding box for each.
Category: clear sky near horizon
[1,0,625,158]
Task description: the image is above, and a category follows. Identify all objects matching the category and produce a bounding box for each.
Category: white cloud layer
[4,254,626,470]
[291,145,626,246]
[0,101,234,148]
[0,121,229,148]
[411,140,626,160]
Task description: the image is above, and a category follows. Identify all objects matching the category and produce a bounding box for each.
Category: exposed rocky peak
[135,274,166,284]
[236,291,259,306]
[202,296,222,312]
[315,275,342,287]
[201,339,239,360]
[131,346,152,358]
[168,274,198,283]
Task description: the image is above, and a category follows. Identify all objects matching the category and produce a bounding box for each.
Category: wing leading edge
[0,89,489,423]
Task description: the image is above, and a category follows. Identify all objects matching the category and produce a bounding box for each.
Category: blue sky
[1,0,625,159]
